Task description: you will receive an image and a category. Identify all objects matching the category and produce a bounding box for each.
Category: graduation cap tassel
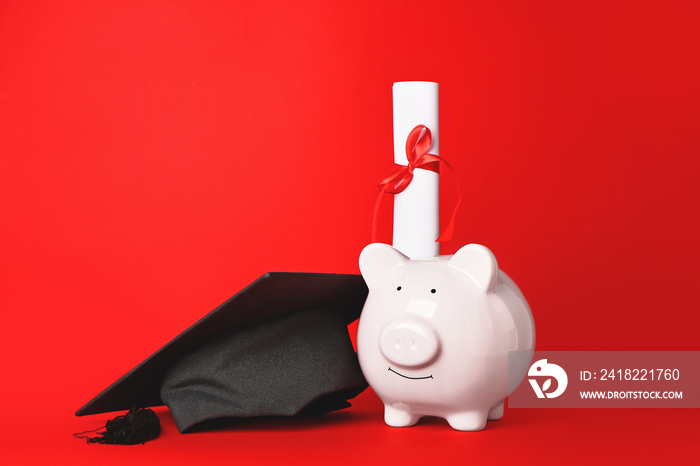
[74,407,161,445]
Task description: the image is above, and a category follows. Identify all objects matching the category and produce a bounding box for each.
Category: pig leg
[487,401,504,421]
[384,404,420,427]
[446,410,488,431]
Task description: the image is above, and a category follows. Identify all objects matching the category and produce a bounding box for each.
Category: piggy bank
[356,243,535,431]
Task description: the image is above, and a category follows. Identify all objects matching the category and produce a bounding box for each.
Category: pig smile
[388,367,433,380]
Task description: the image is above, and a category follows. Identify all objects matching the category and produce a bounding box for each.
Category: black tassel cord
[74,407,161,445]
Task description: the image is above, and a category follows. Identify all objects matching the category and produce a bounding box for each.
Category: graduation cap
[76,272,369,438]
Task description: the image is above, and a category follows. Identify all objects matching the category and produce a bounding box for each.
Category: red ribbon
[372,125,461,244]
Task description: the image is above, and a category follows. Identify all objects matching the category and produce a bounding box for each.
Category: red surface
[1,1,698,464]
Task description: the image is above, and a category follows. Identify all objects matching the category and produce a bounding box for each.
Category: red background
[1,1,698,464]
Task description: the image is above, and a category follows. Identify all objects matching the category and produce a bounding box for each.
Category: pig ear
[449,244,499,292]
[359,243,409,287]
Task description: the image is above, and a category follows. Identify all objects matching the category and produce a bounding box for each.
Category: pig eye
[430,289,436,294]
[396,286,402,291]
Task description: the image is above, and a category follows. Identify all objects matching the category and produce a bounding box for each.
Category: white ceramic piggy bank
[357,243,535,431]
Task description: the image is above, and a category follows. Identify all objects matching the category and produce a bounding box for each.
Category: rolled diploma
[392,81,440,259]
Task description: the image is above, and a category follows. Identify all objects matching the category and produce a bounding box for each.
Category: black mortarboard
[76,272,368,434]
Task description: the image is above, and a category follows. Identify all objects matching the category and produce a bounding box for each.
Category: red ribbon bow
[372,124,461,243]
[378,125,441,194]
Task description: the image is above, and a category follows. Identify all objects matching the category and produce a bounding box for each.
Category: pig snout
[379,319,440,368]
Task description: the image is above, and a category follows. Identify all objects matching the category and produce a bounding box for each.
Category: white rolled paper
[392,81,440,259]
